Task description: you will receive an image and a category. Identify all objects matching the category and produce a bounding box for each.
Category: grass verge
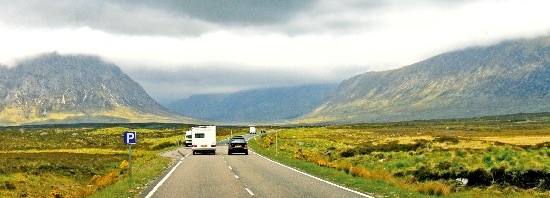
[90,148,175,198]
[248,136,435,198]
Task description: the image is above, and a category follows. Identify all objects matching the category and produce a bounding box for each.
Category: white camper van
[249,126,256,134]
[191,126,217,155]
[184,130,192,147]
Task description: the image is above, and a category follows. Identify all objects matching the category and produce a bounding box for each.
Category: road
[139,135,371,198]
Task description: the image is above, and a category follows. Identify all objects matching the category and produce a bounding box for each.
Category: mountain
[166,84,338,124]
[296,36,550,124]
[0,53,197,126]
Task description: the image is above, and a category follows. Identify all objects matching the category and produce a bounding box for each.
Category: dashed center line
[245,188,255,196]
[224,151,255,196]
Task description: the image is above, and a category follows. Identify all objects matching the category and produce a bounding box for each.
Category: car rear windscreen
[231,139,246,143]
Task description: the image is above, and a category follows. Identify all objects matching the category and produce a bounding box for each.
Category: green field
[250,113,550,197]
[1,113,549,197]
[0,124,250,197]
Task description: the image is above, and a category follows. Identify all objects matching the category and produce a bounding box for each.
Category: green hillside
[296,36,550,124]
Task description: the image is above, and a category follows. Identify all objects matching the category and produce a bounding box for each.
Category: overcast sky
[1,0,549,104]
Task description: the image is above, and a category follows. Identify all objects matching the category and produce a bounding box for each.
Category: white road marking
[228,166,232,170]
[235,175,239,179]
[145,153,190,198]
[245,188,255,196]
[253,152,374,198]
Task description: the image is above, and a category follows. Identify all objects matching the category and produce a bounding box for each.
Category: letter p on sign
[124,131,137,144]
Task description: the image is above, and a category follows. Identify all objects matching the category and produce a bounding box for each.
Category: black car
[228,137,248,155]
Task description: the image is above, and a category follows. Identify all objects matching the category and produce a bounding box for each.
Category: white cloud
[1,0,550,103]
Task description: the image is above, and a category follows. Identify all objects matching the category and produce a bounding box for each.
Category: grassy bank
[0,124,257,197]
[248,136,430,197]
[0,125,187,197]
[248,115,550,197]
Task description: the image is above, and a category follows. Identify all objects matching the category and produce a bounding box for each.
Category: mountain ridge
[0,53,197,126]
[296,36,550,124]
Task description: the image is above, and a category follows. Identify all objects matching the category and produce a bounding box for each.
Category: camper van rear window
[195,133,205,138]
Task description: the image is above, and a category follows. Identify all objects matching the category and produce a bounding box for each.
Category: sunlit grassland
[0,124,253,197]
[93,106,182,123]
[0,107,85,125]
[250,114,550,197]
[0,124,192,197]
[0,106,185,126]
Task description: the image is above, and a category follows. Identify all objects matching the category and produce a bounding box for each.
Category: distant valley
[166,84,338,124]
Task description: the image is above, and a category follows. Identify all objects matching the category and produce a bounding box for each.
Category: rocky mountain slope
[296,36,550,124]
[0,53,196,126]
[166,84,338,124]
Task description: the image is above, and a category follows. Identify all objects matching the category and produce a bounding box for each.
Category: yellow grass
[290,116,338,124]
[415,181,452,196]
[0,105,187,125]
[382,135,435,144]
[0,148,126,154]
[93,106,170,123]
[0,107,85,125]
[432,140,492,149]
[475,136,550,146]
[91,126,159,135]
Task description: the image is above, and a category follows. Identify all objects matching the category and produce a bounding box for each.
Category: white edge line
[145,154,189,198]
[253,151,374,198]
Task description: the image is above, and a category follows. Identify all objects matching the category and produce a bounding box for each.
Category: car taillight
[192,145,197,147]
[211,143,216,147]
[229,145,233,149]
[244,144,248,149]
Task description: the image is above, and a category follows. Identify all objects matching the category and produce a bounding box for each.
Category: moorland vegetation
[1,112,549,197]
[0,123,248,197]
[251,112,550,197]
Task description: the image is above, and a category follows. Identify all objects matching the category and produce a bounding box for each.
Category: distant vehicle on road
[249,126,256,134]
[191,126,217,155]
[228,137,248,155]
[231,135,245,140]
[184,130,192,147]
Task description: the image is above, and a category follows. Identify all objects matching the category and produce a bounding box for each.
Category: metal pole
[275,130,278,156]
[129,144,132,178]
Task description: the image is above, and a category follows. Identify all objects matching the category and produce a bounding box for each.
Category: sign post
[274,130,281,156]
[123,131,137,180]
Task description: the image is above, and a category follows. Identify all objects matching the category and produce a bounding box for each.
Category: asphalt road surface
[140,135,372,198]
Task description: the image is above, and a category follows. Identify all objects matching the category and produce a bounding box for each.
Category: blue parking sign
[124,131,137,144]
